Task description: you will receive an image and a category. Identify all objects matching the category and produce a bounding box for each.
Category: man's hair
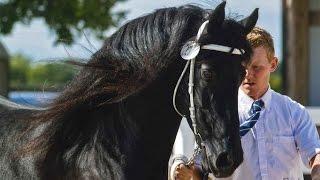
[247,27,275,60]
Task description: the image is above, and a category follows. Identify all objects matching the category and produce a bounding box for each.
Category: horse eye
[201,69,214,81]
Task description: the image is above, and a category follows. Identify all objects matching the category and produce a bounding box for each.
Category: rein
[172,20,245,148]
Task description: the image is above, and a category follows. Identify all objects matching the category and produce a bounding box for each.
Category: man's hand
[311,154,320,180]
[174,163,202,180]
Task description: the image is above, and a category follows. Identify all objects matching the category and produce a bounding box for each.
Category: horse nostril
[216,152,234,170]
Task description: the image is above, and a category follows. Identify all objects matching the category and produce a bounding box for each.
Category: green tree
[0,0,127,44]
[270,73,282,93]
[28,62,77,90]
[10,54,31,86]
[270,61,283,93]
[9,54,78,91]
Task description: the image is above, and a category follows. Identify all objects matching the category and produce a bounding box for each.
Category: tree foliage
[270,63,283,93]
[9,54,30,85]
[9,53,284,92]
[10,54,78,91]
[0,0,127,44]
[270,73,282,93]
[28,63,76,86]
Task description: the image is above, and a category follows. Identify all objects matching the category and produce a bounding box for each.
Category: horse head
[175,2,258,177]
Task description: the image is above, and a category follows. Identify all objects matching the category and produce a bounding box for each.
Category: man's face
[240,46,278,100]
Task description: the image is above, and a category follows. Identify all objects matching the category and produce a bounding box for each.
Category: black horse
[0,2,258,179]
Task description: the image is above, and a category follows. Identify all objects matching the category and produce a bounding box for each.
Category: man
[170,27,320,180]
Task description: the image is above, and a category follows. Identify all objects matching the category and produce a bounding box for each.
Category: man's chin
[241,84,253,91]
[242,83,256,88]
[241,86,256,96]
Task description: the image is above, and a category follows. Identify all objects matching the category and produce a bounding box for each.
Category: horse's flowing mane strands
[0,2,258,179]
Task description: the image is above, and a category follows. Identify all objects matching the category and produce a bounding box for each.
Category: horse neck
[40,63,184,179]
[121,72,182,178]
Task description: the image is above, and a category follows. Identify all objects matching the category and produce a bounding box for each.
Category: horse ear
[207,1,226,33]
[239,8,259,35]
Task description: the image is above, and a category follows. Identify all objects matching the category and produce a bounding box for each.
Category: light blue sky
[0,0,282,61]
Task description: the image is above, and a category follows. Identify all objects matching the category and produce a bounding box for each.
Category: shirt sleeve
[171,117,196,156]
[292,104,320,167]
[169,154,188,180]
[169,117,196,179]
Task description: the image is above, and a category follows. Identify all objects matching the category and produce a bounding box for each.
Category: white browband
[202,44,245,55]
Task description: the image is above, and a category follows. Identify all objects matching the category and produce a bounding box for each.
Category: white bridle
[172,20,245,144]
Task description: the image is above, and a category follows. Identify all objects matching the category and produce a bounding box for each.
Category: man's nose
[245,69,252,78]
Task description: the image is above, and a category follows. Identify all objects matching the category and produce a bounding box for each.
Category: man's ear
[270,57,279,72]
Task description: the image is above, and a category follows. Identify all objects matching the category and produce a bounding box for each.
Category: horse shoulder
[0,96,43,179]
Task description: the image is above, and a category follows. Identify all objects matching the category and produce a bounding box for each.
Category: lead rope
[173,20,209,145]
[186,145,202,166]
[172,60,190,117]
[172,21,209,171]
[189,58,197,135]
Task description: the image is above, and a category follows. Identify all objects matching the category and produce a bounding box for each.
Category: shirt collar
[238,85,272,111]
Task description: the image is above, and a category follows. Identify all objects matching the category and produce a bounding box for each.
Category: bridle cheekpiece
[172,20,245,147]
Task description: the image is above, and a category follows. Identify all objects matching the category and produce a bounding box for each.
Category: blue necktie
[239,99,265,137]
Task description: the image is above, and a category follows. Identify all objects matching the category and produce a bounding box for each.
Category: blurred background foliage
[9,53,284,92]
[1,0,283,93]
[0,0,127,44]
[0,0,127,92]
[270,63,283,93]
[10,54,78,91]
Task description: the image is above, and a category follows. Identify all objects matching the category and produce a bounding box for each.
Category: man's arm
[291,105,320,167]
[311,154,320,180]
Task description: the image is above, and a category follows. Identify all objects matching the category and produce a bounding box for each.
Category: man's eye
[201,69,214,80]
[252,66,261,71]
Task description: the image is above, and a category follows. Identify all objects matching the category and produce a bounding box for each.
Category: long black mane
[0,4,253,180]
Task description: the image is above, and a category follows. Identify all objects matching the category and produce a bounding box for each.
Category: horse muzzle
[201,140,243,178]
